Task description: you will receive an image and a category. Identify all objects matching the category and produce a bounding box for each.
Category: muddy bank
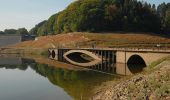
[91,59,170,100]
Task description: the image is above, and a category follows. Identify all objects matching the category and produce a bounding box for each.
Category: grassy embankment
[6,32,170,55]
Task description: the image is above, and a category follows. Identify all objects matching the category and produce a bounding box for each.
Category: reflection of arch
[63,50,102,67]
[52,50,56,59]
[127,55,146,74]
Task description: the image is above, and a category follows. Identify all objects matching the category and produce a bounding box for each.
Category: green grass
[40,50,49,56]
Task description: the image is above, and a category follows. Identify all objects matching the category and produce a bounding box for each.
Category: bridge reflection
[79,62,145,75]
[49,55,145,76]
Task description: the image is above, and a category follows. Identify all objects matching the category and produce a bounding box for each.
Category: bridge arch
[127,55,146,65]
[51,50,56,59]
[63,50,102,67]
[127,54,146,73]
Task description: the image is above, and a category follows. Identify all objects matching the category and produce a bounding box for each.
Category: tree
[157,3,170,33]
[4,29,17,34]
[165,9,170,33]
[29,20,47,36]
[30,0,169,36]
[0,31,4,34]
[17,28,28,35]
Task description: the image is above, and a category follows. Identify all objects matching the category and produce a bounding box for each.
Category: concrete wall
[0,35,36,47]
[0,35,21,47]
[117,51,170,65]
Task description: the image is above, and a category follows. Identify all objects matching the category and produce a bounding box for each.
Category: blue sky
[0,0,72,31]
[0,0,169,31]
[140,0,169,6]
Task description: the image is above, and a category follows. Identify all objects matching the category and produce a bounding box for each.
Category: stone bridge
[49,48,170,67]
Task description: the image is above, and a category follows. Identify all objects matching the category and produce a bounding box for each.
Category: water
[0,54,146,100]
[0,55,118,100]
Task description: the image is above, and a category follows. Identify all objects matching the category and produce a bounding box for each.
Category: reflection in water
[30,64,117,100]
[127,64,146,74]
[0,54,146,100]
[115,63,146,75]
[0,55,116,100]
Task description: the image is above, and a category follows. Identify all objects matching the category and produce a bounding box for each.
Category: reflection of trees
[30,63,118,100]
[0,58,118,100]
[0,64,28,70]
[0,58,35,71]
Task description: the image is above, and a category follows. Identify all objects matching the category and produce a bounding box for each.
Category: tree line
[0,28,29,35]
[29,0,170,36]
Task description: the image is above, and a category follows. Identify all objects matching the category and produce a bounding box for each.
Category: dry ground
[9,32,170,49]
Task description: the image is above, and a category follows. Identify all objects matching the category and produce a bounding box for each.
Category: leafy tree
[30,0,170,36]
[4,29,17,34]
[0,31,4,34]
[165,9,170,33]
[29,20,47,36]
[17,28,29,35]
[158,3,170,33]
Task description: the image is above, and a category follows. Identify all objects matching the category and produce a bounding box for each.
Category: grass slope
[10,32,170,49]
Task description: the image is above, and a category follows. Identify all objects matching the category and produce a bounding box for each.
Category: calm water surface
[0,55,119,100]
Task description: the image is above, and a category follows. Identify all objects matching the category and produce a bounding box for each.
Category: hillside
[10,32,170,49]
[29,0,170,36]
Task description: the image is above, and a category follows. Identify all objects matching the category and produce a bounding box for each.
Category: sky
[0,0,169,31]
[0,0,72,31]
[141,0,169,6]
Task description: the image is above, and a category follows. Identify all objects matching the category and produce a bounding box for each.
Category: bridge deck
[50,48,170,53]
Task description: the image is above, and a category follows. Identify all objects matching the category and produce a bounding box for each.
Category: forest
[0,28,29,35]
[27,0,170,36]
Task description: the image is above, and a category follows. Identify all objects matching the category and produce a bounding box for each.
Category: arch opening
[52,50,56,58]
[66,52,95,63]
[63,50,102,67]
[127,55,146,74]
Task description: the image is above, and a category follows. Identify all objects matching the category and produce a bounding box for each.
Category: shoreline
[91,57,170,100]
[1,48,170,100]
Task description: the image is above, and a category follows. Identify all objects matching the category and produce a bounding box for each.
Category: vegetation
[29,20,47,36]
[157,3,170,33]
[29,0,170,36]
[0,28,29,35]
